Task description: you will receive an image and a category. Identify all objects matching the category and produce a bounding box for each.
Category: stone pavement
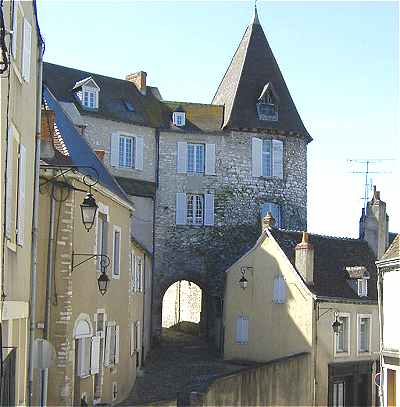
[119,329,248,406]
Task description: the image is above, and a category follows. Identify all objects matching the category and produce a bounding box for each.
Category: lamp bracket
[317,307,339,321]
[72,252,110,272]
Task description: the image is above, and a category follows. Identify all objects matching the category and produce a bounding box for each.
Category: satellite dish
[32,339,56,369]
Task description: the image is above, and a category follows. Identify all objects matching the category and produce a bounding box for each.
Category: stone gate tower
[153,6,312,344]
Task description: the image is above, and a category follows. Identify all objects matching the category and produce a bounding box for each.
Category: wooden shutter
[90,336,100,374]
[272,139,283,179]
[17,144,26,246]
[5,128,15,239]
[204,194,214,226]
[251,138,262,177]
[175,193,187,225]
[135,136,144,170]
[104,325,111,367]
[22,18,32,82]
[110,134,120,167]
[177,142,188,173]
[205,144,216,175]
[115,325,120,364]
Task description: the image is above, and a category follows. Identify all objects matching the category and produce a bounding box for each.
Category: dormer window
[257,82,278,121]
[172,109,186,127]
[344,266,370,297]
[73,77,100,110]
[357,278,368,297]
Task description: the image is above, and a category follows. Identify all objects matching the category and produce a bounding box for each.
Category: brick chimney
[126,71,147,95]
[40,109,55,159]
[262,211,276,231]
[295,232,314,285]
[359,186,389,259]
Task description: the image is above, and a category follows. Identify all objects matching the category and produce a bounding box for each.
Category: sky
[36,0,399,238]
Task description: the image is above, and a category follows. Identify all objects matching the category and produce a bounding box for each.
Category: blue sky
[37,1,399,238]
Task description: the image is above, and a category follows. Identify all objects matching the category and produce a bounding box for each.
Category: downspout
[313,300,318,407]
[40,185,56,407]
[141,252,146,364]
[377,267,384,407]
[27,36,43,406]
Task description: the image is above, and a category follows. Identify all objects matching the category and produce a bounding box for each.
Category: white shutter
[110,134,120,167]
[252,138,263,177]
[279,277,286,303]
[177,142,188,173]
[242,317,249,343]
[273,277,279,303]
[12,1,18,57]
[272,139,284,179]
[205,144,216,175]
[5,128,15,239]
[22,19,32,82]
[136,321,141,352]
[115,325,120,364]
[17,144,26,246]
[130,323,135,356]
[90,336,100,374]
[235,317,242,343]
[104,325,111,367]
[135,136,144,170]
[204,194,215,226]
[175,193,187,225]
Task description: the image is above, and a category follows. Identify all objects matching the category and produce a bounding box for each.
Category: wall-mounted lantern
[318,307,343,334]
[80,190,98,232]
[239,266,253,290]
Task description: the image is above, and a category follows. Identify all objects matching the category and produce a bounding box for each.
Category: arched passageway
[162,280,203,336]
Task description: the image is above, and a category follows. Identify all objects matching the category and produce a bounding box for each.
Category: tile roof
[270,229,378,301]
[212,10,311,141]
[43,86,132,205]
[43,62,165,128]
[381,234,400,261]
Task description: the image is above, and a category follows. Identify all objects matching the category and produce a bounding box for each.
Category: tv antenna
[347,158,395,210]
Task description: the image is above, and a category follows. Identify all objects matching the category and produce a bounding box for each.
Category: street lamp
[97,272,110,296]
[80,190,98,232]
[332,315,343,334]
[239,266,252,290]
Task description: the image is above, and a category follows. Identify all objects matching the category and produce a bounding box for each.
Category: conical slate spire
[212,8,311,141]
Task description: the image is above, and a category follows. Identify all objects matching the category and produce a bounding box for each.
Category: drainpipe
[313,300,318,407]
[40,185,56,407]
[377,268,384,407]
[27,35,43,406]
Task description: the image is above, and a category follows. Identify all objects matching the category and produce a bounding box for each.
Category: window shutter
[273,277,279,303]
[11,1,18,57]
[115,325,120,364]
[104,325,111,367]
[17,144,26,246]
[235,317,242,343]
[22,18,32,82]
[205,144,216,175]
[140,260,144,292]
[130,323,135,356]
[135,136,144,170]
[136,321,141,353]
[252,138,263,177]
[177,142,188,173]
[242,317,249,344]
[110,134,120,167]
[5,128,14,239]
[278,277,286,303]
[175,193,187,225]
[90,336,100,374]
[272,139,283,179]
[204,194,215,226]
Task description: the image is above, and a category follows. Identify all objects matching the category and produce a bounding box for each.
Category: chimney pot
[126,71,147,95]
[262,211,276,230]
[295,231,314,284]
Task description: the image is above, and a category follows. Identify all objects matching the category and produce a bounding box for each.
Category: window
[132,254,143,293]
[95,311,106,336]
[177,142,216,175]
[172,112,186,126]
[105,322,119,366]
[187,194,204,225]
[112,226,121,278]
[77,337,91,378]
[176,193,214,226]
[261,202,281,228]
[358,315,371,353]
[257,82,278,121]
[112,382,118,401]
[96,212,108,271]
[357,279,368,297]
[22,18,32,82]
[235,316,249,345]
[110,133,143,170]
[252,138,283,179]
[187,143,205,174]
[273,276,286,304]
[335,314,350,354]
[332,381,345,407]
[82,88,98,109]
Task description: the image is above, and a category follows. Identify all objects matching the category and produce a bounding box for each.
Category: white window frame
[104,321,118,367]
[112,382,118,401]
[94,309,106,338]
[334,312,350,357]
[186,194,204,226]
[235,315,249,345]
[96,209,109,271]
[118,134,136,168]
[332,380,345,407]
[112,226,121,279]
[187,143,205,174]
[82,85,99,109]
[357,278,368,297]
[357,314,372,355]
[173,112,186,126]
[272,275,286,304]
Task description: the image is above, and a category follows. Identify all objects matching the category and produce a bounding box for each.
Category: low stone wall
[189,352,312,406]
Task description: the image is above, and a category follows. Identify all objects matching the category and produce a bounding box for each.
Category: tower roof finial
[251,0,260,25]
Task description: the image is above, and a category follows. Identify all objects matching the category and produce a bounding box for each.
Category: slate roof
[381,234,400,261]
[43,86,132,205]
[270,229,378,301]
[212,7,311,141]
[115,177,156,198]
[43,62,165,128]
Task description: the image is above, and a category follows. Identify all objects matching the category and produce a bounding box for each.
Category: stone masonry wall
[154,129,308,337]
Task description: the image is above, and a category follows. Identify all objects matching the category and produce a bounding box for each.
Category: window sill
[357,350,371,356]
[256,176,284,181]
[7,240,17,252]
[334,350,350,358]
[112,274,120,280]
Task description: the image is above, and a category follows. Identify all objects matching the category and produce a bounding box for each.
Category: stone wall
[154,129,308,337]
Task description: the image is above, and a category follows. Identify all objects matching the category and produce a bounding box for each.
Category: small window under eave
[73,77,100,110]
[257,82,278,121]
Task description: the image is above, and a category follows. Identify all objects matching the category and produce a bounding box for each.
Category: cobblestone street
[119,329,247,406]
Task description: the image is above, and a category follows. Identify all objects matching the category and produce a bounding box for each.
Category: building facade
[224,216,380,406]
[0,0,43,404]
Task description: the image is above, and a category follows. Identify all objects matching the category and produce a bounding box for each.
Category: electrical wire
[0,0,9,74]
